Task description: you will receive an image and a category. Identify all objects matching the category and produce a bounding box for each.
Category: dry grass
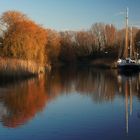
[0,57,45,78]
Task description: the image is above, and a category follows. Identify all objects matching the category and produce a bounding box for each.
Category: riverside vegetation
[0,10,140,78]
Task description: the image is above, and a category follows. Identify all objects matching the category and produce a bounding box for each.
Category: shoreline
[0,57,51,79]
[0,57,126,81]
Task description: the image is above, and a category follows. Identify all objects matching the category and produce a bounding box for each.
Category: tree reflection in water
[0,66,139,129]
[0,75,48,128]
[48,67,119,102]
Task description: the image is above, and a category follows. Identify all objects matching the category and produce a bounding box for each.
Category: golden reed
[0,57,45,77]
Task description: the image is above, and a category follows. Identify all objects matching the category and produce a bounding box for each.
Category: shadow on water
[0,66,139,129]
[0,74,37,87]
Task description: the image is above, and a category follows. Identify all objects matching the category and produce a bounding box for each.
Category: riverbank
[89,58,117,69]
[0,57,117,81]
[55,58,118,69]
[0,57,47,79]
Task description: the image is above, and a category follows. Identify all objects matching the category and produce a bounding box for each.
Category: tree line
[0,10,140,67]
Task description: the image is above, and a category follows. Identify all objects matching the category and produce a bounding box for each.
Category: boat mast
[124,8,129,58]
[130,27,133,58]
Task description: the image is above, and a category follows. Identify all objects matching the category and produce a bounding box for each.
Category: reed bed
[0,57,45,78]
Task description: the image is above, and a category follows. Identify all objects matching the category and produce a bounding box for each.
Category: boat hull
[117,63,140,71]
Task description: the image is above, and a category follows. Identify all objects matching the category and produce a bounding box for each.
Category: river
[0,67,140,140]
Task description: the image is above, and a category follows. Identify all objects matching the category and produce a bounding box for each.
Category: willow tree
[0,11,47,65]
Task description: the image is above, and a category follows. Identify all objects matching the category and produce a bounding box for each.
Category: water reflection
[48,67,119,103]
[0,66,139,135]
[0,75,48,128]
[44,67,140,137]
[117,73,140,134]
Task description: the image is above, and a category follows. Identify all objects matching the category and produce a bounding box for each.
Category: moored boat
[117,8,140,71]
[117,58,139,71]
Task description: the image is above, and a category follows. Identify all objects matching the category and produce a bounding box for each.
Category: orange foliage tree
[0,11,47,65]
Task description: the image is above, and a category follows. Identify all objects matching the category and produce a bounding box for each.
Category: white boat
[117,8,140,71]
[117,58,139,71]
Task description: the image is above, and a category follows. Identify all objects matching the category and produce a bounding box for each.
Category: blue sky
[1,0,140,31]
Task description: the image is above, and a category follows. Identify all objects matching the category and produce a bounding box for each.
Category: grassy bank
[0,57,46,78]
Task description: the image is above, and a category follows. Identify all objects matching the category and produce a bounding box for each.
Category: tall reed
[0,57,45,78]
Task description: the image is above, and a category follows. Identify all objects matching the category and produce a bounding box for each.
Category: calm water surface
[0,67,140,140]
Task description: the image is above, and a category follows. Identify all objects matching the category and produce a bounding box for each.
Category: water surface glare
[0,67,140,140]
